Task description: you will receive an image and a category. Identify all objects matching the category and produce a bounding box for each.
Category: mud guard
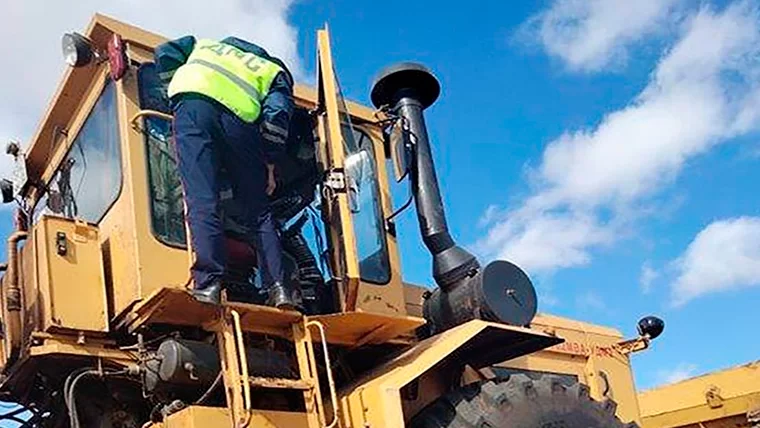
[338,319,563,428]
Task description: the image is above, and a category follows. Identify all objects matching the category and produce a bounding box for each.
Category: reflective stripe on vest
[168,39,284,123]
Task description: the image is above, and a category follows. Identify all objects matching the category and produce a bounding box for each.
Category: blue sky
[1,2,760,422]
[290,0,760,390]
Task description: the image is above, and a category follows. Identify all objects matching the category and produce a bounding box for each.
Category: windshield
[33,80,122,224]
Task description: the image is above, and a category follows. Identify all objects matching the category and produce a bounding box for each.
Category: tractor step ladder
[118,286,427,426]
[214,302,339,428]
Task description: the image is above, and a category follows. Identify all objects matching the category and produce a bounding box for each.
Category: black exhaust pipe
[371,63,479,290]
[371,63,537,334]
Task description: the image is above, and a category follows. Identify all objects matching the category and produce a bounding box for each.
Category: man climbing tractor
[154,36,299,309]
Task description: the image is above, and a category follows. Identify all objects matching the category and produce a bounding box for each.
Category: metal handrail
[231,310,252,428]
[129,109,173,129]
[306,320,339,428]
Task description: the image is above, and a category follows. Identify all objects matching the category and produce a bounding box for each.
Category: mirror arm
[614,336,651,355]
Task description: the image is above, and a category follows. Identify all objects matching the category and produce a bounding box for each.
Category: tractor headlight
[62,32,94,67]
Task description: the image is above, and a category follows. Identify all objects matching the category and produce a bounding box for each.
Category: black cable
[386,191,414,223]
[67,370,98,428]
[63,368,91,411]
[65,368,131,428]
[195,372,223,405]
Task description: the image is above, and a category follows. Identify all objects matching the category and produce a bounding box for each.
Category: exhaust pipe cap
[371,62,440,110]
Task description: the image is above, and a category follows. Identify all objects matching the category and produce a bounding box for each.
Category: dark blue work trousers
[172,94,283,290]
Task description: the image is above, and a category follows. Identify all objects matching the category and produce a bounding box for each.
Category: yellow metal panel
[158,406,309,427]
[308,311,424,346]
[502,313,642,425]
[403,283,426,317]
[119,287,299,337]
[121,287,423,347]
[37,216,108,332]
[339,320,561,427]
[639,360,760,428]
[495,351,588,380]
[316,27,361,311]
[642,396,759,428]
[532,312,624,338]
[29,340,135,365]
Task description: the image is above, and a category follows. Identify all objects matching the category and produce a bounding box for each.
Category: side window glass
[330,58,391,284]
[33,80,122,224]
[137,63,186,246]
[343,125,391,284]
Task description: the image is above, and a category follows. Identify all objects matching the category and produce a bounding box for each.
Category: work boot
[192,281,223,305]
[266,282,297,311]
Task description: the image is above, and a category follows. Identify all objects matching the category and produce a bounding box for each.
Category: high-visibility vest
[168,39,284,123]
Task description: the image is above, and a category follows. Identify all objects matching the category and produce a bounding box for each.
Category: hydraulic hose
[66,369,99,428]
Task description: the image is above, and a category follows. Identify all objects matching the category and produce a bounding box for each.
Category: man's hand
[266,164,277,196]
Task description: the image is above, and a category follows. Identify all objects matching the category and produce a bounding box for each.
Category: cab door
[315,27,361,311]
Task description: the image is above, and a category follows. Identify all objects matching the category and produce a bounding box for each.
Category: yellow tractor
[0,15,663,427]
[638,360,760,427]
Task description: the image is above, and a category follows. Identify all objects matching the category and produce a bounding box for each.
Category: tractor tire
[410,373,638,428]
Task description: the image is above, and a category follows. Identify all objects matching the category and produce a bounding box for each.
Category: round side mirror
[637,316,665,340]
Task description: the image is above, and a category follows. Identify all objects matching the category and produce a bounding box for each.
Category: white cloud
[477,206,616,272]
[671,217,760,306]
[575,289,607,312]
[477,1,760,274]
[656,362,698,385]
[478,204,500,228]
[520,0,683,72]
[640,262,659,294]
[0,0,302,177]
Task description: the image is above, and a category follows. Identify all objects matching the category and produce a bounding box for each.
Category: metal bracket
[706,385,723,408]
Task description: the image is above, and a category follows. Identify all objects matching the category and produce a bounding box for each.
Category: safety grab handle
[306,320,339,428]
[129,109,173,129]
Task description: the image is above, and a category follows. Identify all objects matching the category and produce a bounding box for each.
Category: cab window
[137,63,186,246]
[33,80,122,224]
[343,125,391,284]
[333,71,391,284]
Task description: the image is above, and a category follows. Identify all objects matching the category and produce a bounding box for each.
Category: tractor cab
[15,20,404,319]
